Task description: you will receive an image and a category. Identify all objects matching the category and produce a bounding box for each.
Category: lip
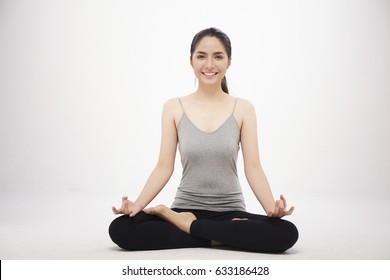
[202,72,218,76]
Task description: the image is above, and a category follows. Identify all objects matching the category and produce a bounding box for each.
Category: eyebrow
[195,51,226,55]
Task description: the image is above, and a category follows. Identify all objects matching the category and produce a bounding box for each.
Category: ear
[227,58,232,68]
[190,56,193,67]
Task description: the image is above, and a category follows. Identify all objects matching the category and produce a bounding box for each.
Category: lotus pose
[109,27,298,253]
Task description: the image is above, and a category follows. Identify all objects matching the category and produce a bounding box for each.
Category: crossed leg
[144,205,298,253]
[109,205,298,253]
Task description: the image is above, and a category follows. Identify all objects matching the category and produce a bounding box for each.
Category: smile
[202,72,218,76]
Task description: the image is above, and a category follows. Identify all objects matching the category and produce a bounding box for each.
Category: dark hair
[190,27,232,94]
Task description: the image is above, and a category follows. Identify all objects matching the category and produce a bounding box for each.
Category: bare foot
[144,205,197,234]
[211,240,223,247]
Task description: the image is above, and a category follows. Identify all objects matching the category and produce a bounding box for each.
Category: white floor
[1,189,389,260]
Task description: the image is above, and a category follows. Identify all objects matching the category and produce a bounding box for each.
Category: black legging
[109,208,298,253]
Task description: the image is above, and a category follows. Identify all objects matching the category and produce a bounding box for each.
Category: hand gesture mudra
[112,196,142,217]
[267,194,294,218]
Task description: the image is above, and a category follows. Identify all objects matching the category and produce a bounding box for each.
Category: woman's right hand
[112,196,143,217]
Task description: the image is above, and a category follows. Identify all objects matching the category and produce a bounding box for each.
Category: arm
[239,99,294,218]
[112,99,179,216]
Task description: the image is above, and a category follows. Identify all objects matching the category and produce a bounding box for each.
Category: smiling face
[190,36,231,89]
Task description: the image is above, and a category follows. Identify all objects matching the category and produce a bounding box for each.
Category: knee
[276,220,299,253]
[108,215,132,249]
[108,212,156,250]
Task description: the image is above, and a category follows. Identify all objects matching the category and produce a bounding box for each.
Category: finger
[274,200,280,214]
[129,209,139,217]
[280,194,287,208]
[112,206,120,214]
[286,206,295,215]
[122,196,128,202]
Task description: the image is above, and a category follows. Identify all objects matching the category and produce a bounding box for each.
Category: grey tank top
[171,98,246,212]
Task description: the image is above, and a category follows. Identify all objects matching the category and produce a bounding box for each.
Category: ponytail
[221,76,229,94]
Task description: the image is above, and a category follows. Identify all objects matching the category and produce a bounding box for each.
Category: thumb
[129,209,140,217]
[112,206,119,214]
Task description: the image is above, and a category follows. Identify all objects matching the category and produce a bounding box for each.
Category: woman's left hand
[267,194,294,218]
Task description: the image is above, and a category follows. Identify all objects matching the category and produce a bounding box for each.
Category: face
[190,36,231,87]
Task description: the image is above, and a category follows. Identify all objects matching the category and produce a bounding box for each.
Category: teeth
[203,72,217,76]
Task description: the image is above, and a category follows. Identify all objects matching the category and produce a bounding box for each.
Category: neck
[195,83,226,100]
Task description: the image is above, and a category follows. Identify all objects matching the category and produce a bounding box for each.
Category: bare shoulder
[162,98,181,114]
[235,97,256,119]
[232,97,255,131]
[162,97,184,126]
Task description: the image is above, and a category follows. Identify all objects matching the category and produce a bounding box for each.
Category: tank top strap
[232,98,238,115]
[178,98,185,113]
[179,97,236,115]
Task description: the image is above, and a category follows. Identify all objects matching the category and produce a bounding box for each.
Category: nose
[206,58,214,69]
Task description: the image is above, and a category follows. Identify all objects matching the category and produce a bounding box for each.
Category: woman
[109,27,298,253]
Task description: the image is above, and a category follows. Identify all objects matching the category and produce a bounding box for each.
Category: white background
[0,0,389,260]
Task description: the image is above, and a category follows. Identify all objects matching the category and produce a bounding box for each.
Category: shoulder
[235,97,255,108]
[163,94,196,114]
[162,97,182,114]
[162,97,185,126]
[163,97,180,108]
[232,97,257,131]
[234,97,257,118]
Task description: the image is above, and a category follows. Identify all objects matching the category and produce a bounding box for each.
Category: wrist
[134,200,146,209]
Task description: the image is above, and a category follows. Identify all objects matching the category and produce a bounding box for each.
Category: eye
[215,55,225,60]
[196,54,205,59]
